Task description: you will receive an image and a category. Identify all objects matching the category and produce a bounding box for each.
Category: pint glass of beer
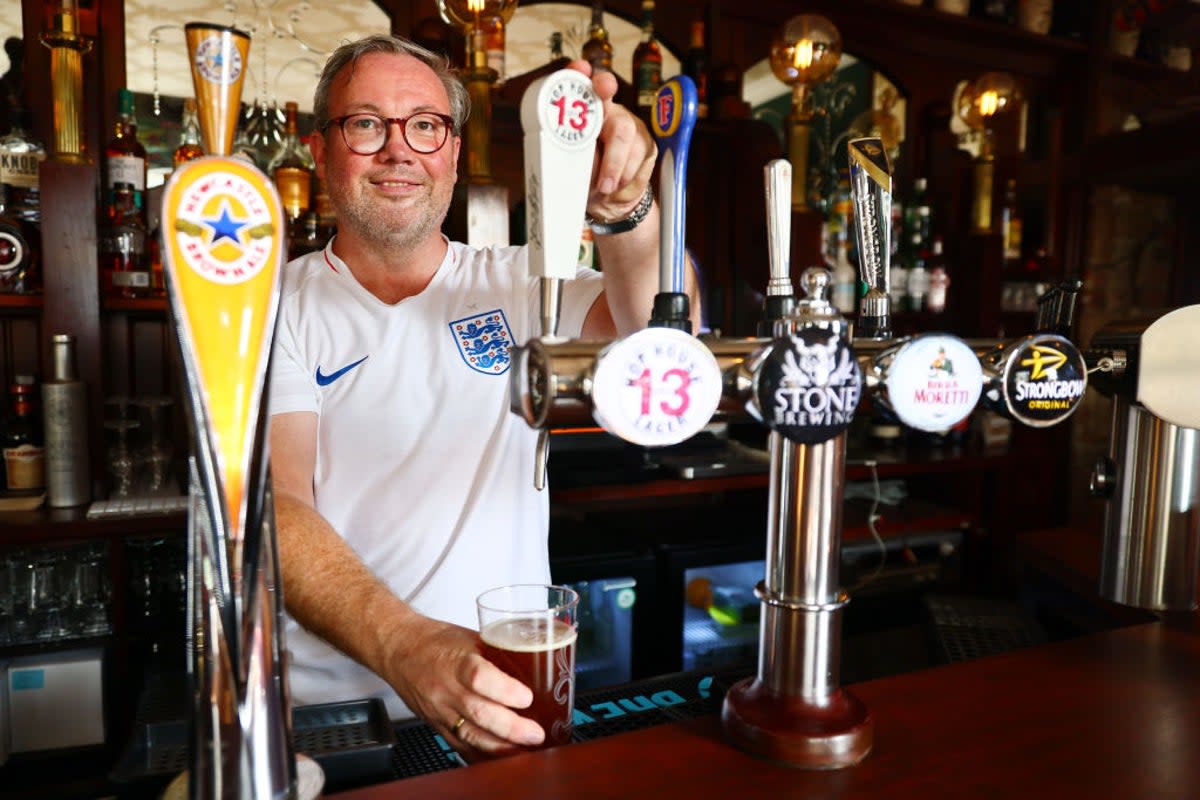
[477,584,579,749]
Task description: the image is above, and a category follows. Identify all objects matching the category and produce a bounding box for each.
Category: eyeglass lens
[341,113,448,155]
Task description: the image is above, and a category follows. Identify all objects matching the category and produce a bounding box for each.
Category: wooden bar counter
[338,621,1200,798]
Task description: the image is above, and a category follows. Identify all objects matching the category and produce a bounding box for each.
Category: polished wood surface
[337,622,1200,799]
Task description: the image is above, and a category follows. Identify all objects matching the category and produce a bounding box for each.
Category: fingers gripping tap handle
[848,138,893,341]
[650,75,698,331]
[760,159,796,336]
[521,69,604,334]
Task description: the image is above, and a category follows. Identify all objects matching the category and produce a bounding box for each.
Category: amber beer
[184,22,251,157]
[477,585,579,750]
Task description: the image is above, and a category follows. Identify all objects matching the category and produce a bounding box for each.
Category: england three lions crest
[450,308,514,375]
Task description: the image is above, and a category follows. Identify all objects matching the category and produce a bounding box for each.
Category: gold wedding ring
[452,716,467,737]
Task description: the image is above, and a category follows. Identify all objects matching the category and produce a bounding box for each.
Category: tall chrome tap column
[721,144,877,768]
[161,23,300,799]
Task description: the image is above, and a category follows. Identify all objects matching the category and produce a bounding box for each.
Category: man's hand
[382,614,546,761]
[567,60,657,224]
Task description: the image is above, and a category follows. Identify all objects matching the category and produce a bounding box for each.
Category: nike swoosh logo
[315,356,368,387]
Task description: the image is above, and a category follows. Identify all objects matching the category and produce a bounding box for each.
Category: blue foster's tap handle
[650,75,698,324]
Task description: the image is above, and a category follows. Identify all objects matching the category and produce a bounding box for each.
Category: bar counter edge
[336,621,1200,799]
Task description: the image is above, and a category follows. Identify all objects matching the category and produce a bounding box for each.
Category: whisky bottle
[100,183,149,298]
[3,379,45,492]
[581,0,613,74]
[267,101,315,239]
[682,16,709,119]
[0,108,44,294]
[1000,178,1022,264]
[631,0,662,114]
[173,98,204,168]
[104,88,148,229]
[42,334,90,507]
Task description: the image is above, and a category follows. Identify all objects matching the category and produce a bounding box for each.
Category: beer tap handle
[847,138,893,341]
[520,68,604,339]
[1035,278,1082,337]
[759,159,796,336]
[649,75,699,332]
[520,69,603,490]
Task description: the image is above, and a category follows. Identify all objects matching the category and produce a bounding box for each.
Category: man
[268,34,699,760]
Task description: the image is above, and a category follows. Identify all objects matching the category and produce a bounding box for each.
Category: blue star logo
[204,201,247,246]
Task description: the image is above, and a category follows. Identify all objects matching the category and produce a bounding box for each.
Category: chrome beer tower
[508,76,1089,765]
[1088,307,1200,612]
[161,23,299,799]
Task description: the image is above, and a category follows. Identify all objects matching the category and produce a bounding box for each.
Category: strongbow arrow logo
[1001,335,1087,426]
[173,172,275,285]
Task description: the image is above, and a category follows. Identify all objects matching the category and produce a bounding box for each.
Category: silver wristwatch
[585,186,654,236]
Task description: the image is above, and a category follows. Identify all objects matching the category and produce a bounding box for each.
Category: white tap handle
[521,69,604,280]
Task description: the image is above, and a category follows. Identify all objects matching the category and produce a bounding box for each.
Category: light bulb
[437,0,517,32]
[957,71,1020,130]
[769,14,842,88]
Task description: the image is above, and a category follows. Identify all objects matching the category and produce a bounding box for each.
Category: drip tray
[111,699,397,793]
[114,671,747,790]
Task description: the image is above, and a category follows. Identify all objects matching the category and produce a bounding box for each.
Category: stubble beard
[334,177,454,255]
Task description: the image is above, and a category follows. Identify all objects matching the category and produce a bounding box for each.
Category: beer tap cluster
[509,74,1091,767]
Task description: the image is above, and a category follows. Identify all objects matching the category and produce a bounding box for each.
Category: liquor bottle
[482,15,507,84]
[105,88,148,230]
[42,334,90,507]
[312,170,337,244]
[100,183,150,298]
[267,101,315,239]
[1000,178,1022,264]
[631,0,662,115]
[3,379,45,493]
[682,16,709,119]
[832,238,857,315]
[288,211,325,260]
[0,108,44,294]
[904,177,932,265]
[581,0,613,74]
[927,236,950,314]
[173,97,204,168]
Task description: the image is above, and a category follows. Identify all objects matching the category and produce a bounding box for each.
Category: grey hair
[312,34,470,135]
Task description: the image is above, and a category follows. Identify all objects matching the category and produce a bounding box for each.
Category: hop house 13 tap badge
[755,328,863,444]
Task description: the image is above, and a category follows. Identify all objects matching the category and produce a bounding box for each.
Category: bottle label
[636,62,662,107]
[4,443,45,490]
[112,270,151,288]
[0,150,44,189]
[109,155,146,191]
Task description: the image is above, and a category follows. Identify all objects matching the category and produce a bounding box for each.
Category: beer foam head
[481,617,577,652]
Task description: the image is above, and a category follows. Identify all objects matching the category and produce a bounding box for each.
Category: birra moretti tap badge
[884,335,983,433]
[999,334,1087,426]
[756,328,862,444]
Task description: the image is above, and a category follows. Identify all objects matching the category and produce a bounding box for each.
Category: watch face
[754,327,862,444]
[999,334,1088,426]
[883,335,983,432]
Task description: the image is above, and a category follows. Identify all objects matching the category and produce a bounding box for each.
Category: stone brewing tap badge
[882,334,983,433]
[987,333,1088,427]
[754,327,863,445]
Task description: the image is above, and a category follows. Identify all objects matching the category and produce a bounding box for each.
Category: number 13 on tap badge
[591,77,722,448]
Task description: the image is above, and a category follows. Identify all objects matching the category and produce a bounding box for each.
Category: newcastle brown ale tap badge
[755,328,863,445]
